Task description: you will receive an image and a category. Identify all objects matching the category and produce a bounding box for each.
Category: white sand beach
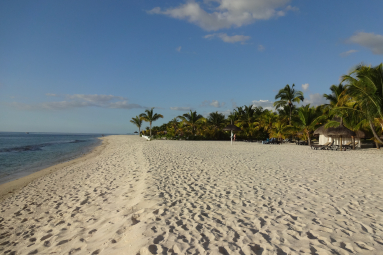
[1,135,383,255]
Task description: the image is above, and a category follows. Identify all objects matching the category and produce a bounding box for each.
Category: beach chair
[333,141,354,151]
[311,141,330,150]
[339,141,352,150]
[262,138,270,144]
[322,140,334,150]
[344,141,359,150]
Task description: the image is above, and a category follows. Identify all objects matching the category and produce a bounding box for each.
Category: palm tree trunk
[289,105,292,125]
[139,128,141,137]
[306,131,311,147]
[150,122,152,137]
[369,120,383,144]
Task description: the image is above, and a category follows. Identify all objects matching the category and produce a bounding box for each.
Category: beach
[1,135,383,254]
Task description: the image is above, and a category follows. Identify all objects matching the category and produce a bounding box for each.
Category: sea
[0,132,104,185]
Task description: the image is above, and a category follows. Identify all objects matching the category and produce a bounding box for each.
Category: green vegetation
[133,63,383,147]
[138,107,164,137]
[129,116,143,136]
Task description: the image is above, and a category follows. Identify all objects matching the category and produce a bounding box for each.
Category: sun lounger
[343,141,359,150]
[262,138,270,144]
[312,141,334,150]
[311,141,330,150]
[335,141,352,151]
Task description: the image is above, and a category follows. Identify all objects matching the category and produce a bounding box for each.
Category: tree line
[131,63,383,147]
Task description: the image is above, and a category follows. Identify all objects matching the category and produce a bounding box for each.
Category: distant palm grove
[132,63,383,148]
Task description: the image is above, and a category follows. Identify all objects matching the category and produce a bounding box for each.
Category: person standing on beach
[233,134,236,141]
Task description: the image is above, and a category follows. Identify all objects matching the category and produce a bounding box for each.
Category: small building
[314,120,364,148]
[318,134,362,148]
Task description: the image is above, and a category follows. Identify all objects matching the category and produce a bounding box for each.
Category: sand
[1,136,383,255]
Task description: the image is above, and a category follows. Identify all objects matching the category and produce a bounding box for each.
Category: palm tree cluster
[132,63,382,147]
[130,107,163,137]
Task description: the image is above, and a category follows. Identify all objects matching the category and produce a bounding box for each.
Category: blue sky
[1,0,383,133]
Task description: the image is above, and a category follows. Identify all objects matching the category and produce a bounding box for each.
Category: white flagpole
[231,130,233,145]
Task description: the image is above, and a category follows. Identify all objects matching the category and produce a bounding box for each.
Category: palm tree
[269,121,290,141]
[292,105,322,146]
[259,110,278,133]
[277,105,297,124]
[139,107,164,137]
[130,116,143,135]
[207,111,226,129]
[168,117,179,133]
[227,112,238,125]
[323,83,348,107]
[241,105,256,125]
[342,63,383,144]
[274,84,304,125]
[178,110,204,135]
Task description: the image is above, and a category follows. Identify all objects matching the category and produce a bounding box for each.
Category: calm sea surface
[0,132,103,185]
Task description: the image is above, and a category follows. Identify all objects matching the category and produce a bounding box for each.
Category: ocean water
[0,132,103,185]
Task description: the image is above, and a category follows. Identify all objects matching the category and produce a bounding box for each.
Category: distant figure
[233,134,236,142]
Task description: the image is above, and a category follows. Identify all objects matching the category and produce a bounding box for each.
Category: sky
[1,0,383,134]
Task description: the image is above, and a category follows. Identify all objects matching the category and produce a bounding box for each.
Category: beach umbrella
[134,131,138,134]
[223,124,241,145]
[324,119,356,151]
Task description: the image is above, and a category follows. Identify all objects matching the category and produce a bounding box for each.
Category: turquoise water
[0,132,103,185]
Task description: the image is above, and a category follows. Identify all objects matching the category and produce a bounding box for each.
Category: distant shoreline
[0,133,104,186]
[0,137,107,201]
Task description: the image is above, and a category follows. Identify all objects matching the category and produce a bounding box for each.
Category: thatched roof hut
[313,125,326,136]
[323,119,356,150]
[324,124,356,137]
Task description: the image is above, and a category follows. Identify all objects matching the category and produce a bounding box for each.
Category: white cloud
[258,44,265,51]
[251,99,274,110]
[108,101,144,109]
[204,33,250,43]
[340,49,357,57]
[10,94,144,110]
[176,46,182,52]
[304,93,328,106]
[348,32,383,55]
[211,100,225,107]
[170,106,192,111]
[11,101,89,110]
[301,83,309,91]
[231,99,237,109]
[148,0,296,31]
[201,100,225,108]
